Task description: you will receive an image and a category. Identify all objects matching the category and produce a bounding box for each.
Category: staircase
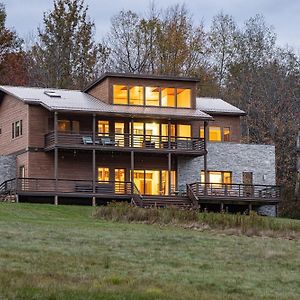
[139,195,191,208]
[0,178,17,203]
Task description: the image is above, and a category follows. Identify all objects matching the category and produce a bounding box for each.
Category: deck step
[137,196,192,208]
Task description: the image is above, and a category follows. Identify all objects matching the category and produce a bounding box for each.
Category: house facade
[0,73,280,215]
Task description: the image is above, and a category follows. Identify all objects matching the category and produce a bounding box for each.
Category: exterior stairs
[135,195,192,208]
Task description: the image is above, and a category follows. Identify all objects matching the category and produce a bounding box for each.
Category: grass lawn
[0,203,299,300]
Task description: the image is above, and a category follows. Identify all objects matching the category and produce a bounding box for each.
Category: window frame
[12,120,23,139]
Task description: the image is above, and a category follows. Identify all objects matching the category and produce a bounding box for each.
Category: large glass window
[209,126,221,142]
[145,87,160,106]
[98,167,110,182]
[177,124,191,139]
[98,120,109,136]
[201,171,232,185]
[161,88,175,107]
[177,88,191,108]
[58,120,71,132]
[115,168,125,193]
[113,85,128,105]
[133,170,177,195]
[115,122,125,146]
[129,86,144,105]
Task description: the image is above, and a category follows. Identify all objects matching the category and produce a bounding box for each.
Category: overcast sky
[3,0,300,51]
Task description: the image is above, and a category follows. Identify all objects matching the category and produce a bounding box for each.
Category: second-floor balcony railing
[45,131,205,153]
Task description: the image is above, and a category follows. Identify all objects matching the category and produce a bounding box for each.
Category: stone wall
[177,142,277,216]
[0,155,16,184]
[178,142,276,189]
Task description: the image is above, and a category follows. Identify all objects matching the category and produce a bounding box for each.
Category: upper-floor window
[12,120,23,139]
[177,88,191,108]
[113,85,191,108]
[129,86,144,105]
[98,120,109,136]
[113,85,128,105]
[58,120,79,133]
[200,126,231,142]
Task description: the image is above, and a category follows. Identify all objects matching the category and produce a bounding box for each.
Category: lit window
[177,124,191,139]
[201,171,232,184]
[129,86,144,105]
[145,87,160,106]
[209,126,221,141]
[177,88,191,108]
[98,120,109,136]
[224,127,231,142]
[98,167,110,182]
[57,120,79,133]
[161,88,175,107]
[200,127,204,139]
[113,85,128,105]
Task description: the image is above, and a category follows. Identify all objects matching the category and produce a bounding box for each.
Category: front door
[243,172,253,196]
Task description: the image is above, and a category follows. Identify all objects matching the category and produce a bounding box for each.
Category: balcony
[44,131,205,155]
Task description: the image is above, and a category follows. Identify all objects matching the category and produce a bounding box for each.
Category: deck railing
[187,182,281,201]
[45,131,205,152]
[16,177,137,196]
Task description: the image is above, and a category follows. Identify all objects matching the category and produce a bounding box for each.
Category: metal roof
[83,72,200,92]
[196,97,246,116]
[0,85,212,120]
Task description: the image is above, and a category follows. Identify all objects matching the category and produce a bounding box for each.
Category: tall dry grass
[93,202,300,238]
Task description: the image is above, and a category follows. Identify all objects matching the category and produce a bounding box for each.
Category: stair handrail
[131,182,143,206]
[0,178,17,199]
[186,183,199,208]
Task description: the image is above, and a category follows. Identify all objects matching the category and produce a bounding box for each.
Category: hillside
[0,203,299,300]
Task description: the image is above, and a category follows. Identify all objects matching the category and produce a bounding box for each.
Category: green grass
[0,203,300,299]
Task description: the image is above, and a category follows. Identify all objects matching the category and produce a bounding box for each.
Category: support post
[92,113,96,145]
[220,202,224,212]
[54,111,58,203]
[248,203,252,214]
[130,118,134,148]
[168,153,172,195]
[168,119,171,149]
[92,197,96,207]
[92,149,96,194]
[131,151,134,193]
[203,121,209,195]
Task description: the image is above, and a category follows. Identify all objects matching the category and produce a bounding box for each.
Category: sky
[3,0,300,51]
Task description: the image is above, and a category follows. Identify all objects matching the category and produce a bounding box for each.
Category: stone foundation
[0,155,16,184]
[256,205,277,217]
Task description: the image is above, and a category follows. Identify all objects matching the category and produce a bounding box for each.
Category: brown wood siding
[16,152,29,177]
[27,150,176,181]
[0,95,29,155]
[28,105,51,148]
[87,76,197,108]
[87,78,109,103]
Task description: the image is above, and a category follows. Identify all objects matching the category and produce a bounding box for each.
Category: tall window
[223,127,231,142]
[209,126,221,142]
[145,87,160,106]
[161,88,175,107]
[113,85,128,104]
[177,88,191,108]
[98,167,110,182]
[12,120,23,139]
[177,124,191,139]
[129,86,144,105]
[98,120,109,136]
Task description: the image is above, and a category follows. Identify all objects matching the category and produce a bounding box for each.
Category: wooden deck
[44,131,206,155]
[1,178,281,207]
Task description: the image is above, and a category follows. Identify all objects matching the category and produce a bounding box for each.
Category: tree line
[1,0,300,211]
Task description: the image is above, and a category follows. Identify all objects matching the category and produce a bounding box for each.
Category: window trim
[12,120,23,139]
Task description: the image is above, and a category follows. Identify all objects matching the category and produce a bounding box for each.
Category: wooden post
[220,202,224,212]
[248,203,252,214]
[92,113,96,145]
[92,149,96,193]
[203,121,209,195]
[92,197,96,207]
[168,153,172,195]
[168,119,171,149]
[130,118,134,148]
[54,111,58,204]
[131,151,134,193]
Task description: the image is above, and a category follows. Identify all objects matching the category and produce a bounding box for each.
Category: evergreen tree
[29,0,105,89]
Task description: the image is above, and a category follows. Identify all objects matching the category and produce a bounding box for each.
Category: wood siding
[87,78,109,103]
[0,95,28,155]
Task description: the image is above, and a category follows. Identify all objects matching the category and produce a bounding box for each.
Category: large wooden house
[0,73,280,215]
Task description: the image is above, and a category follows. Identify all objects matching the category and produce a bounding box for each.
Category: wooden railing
[0,178,17,201]
[44,131,205,152]
[187,182,281,202]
